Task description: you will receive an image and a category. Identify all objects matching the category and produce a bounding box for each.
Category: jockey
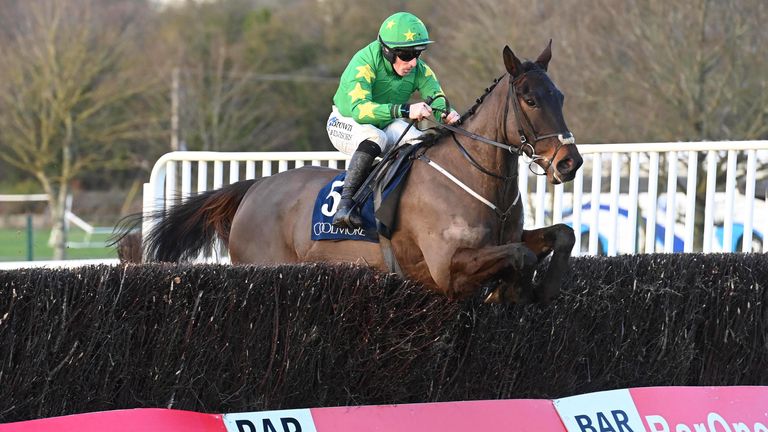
[327,11,460,229]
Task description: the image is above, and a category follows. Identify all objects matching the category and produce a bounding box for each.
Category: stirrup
[332,202,362,229]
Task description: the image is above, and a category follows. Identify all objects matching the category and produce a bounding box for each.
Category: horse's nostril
[557,158,574,173]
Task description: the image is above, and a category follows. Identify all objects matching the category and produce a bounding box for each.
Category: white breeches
[326,106,424,155]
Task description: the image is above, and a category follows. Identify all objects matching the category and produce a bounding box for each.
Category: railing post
[663,152,677,253]
[645,152,659,253]
[703,151,717,253]
[608,152,621,256]
[744,150,757,252]
[627,152,640,254]
[589,153,601,255]
[572,167,584,255]
[26,213,34,261]
[683,151,698,252]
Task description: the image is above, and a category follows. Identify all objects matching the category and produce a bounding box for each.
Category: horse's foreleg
[522,223,575,303]
[448,243,537,303]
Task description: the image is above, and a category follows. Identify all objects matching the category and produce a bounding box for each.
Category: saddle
[310,142,424,243]
[357,142,424,238]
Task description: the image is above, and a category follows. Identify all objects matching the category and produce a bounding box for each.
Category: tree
[156,1,278,151]
[575,0,767,142]
[578,0,768,249]
[0,0,164,259]
[427,1,541,108]
[154,0,342,152]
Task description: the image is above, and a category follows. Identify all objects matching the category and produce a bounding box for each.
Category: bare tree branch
[0,0,164,258]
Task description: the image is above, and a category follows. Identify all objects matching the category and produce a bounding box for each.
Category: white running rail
[143,141,768,257]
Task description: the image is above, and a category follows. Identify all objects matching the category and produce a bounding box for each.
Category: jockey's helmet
[378,12,433,63]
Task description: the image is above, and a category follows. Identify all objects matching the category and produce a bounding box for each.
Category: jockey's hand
[408,102,433,121]
[442,109,460,125]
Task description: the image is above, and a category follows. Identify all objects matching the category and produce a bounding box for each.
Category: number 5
[321,180,345,217]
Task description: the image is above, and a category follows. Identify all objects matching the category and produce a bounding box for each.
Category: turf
[0,228,117,261]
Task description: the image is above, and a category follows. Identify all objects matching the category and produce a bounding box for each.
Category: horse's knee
[549,223,575,252]
[447,243,536,302]
[508,243,537,271]
[495,246,537,304]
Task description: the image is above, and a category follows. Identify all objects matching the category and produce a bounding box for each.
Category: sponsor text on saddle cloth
[311,144,417,242]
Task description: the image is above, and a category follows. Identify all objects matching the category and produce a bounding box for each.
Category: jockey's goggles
[395,49,422,61]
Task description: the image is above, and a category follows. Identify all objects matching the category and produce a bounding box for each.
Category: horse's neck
[427,78,520,215]
[451,78,519,181]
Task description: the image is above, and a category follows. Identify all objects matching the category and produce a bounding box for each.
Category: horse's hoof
[484,289,502,304]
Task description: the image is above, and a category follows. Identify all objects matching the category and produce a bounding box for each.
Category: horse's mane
[419,60,542,147]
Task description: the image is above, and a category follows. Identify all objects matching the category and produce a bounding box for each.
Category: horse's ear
[535,39,553,71]
[503,45,523,77]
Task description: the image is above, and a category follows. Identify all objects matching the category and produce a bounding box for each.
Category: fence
[0,193,116,261]
[142,140,768,258]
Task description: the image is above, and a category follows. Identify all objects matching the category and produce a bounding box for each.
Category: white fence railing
[143,141,768,257]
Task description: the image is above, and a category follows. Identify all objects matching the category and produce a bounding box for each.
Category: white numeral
[321,180,345,217]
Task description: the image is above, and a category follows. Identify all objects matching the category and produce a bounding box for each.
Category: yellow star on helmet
[424,65,435,78]
[357,102,378,119]
[347,83,369,102]
[355,64,376,84]
[403,29,416,41]
[386,20,396,29]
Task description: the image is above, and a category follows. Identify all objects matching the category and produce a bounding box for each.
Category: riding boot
[332,140,380,229]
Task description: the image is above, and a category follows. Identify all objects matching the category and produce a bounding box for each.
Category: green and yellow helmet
[378,12,434,50]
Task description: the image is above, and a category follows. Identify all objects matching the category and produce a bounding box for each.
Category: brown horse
[138,42,583,304]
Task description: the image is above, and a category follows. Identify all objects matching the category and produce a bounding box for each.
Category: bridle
[416,69,575,228]
[505,71,576,179]
[428,70,575,181]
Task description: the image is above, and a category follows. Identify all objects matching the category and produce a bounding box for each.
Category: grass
[0,228,117,261]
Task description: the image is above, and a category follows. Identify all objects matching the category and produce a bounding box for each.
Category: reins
[416,69,575,228]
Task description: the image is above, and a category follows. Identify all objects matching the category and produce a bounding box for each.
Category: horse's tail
[111,179,259,263]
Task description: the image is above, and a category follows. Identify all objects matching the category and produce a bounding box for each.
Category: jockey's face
[393,55,418,77]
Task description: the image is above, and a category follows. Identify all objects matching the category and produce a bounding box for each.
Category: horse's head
[503,41,583,184]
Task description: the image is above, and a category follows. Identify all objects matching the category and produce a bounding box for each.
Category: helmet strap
[378,35,397,64]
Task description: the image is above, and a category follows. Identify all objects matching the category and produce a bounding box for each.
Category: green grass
[0,228,117,261]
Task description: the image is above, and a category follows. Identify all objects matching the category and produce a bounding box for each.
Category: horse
[135,42,583,304]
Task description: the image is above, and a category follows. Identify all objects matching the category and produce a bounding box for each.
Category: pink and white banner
[0,408,226,432]
[554,386,768,432]
[2,386,767,432]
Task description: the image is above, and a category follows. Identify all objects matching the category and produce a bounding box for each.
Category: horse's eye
[525,98,536,107]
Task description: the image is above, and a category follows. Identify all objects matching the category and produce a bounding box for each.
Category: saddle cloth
[311,172,379,242]
[310,144,419,243]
